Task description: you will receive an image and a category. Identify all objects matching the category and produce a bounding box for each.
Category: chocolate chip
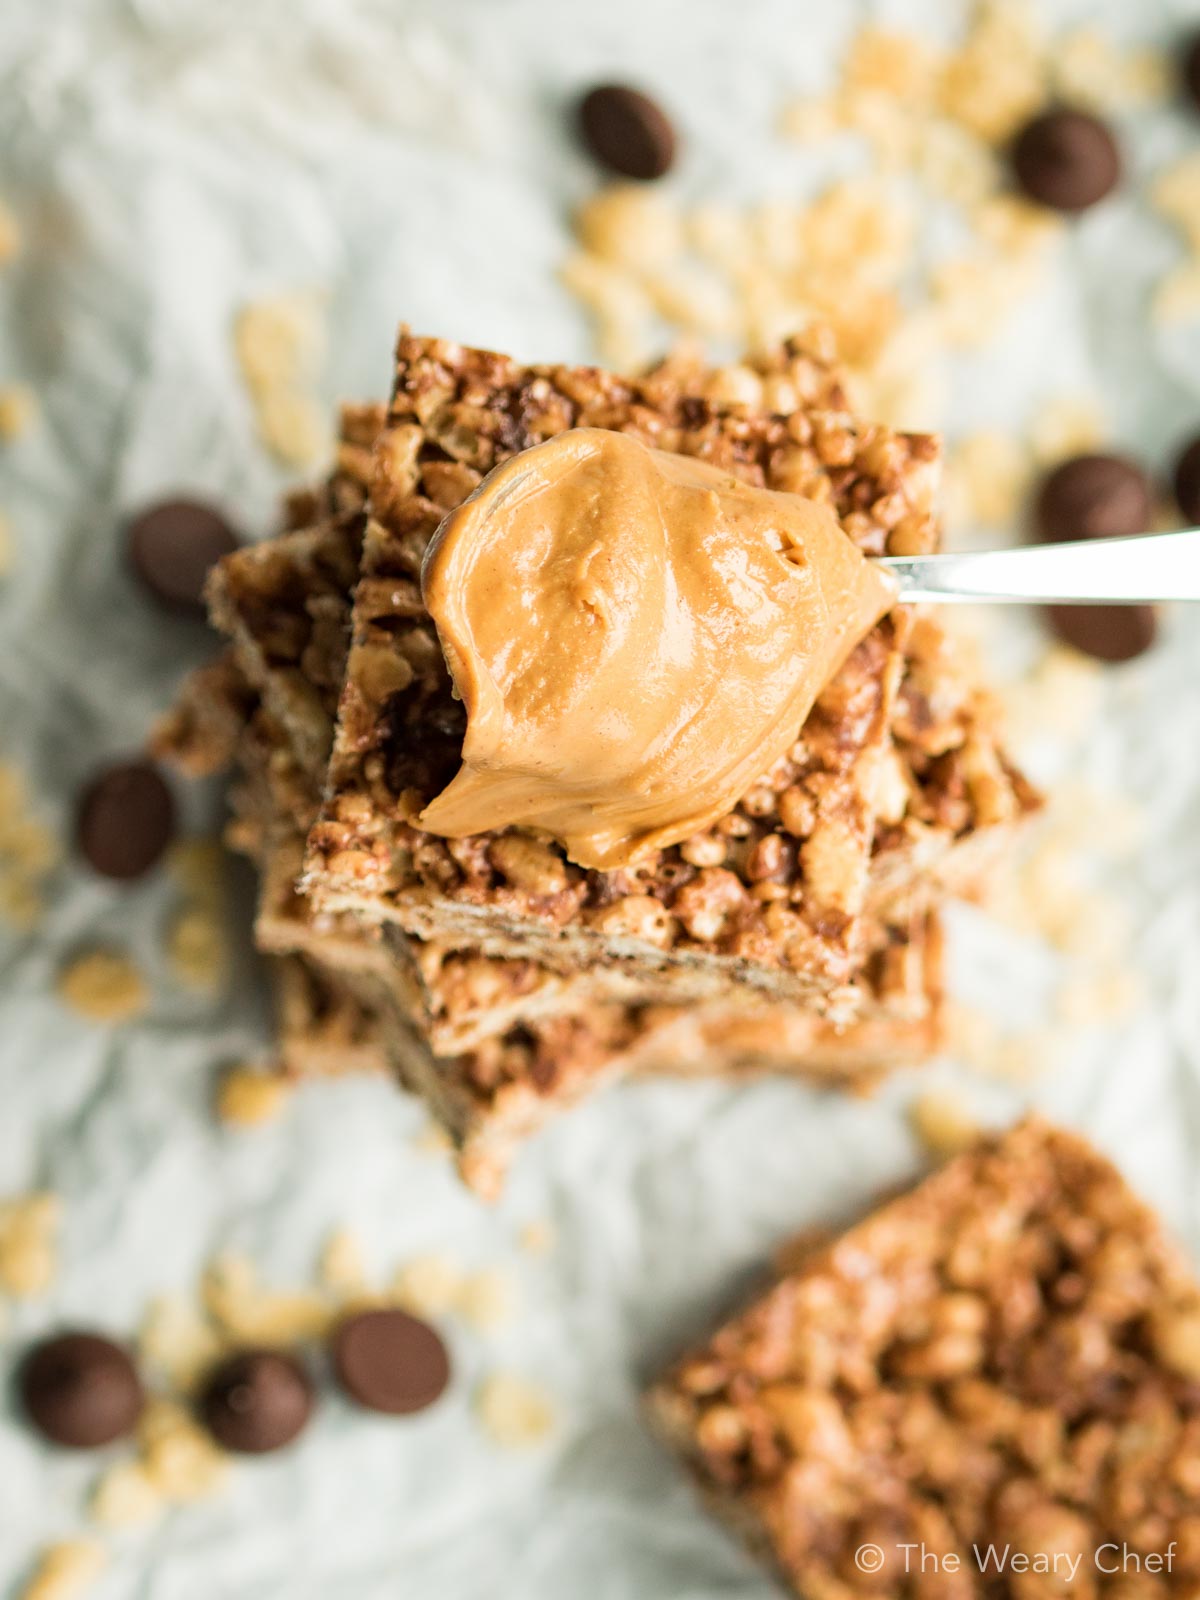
[1173,436,1200,523]
[1184,33,1200,113]
[577,85,676,181]
[77,760,176,881]
[1046,603,1157,664]
[127,497,240,615]
[1011,108,1120,213]
[1035,454,1153,545]
[331,1308,450,1416]
[199,1349,314,1454]
[19,1331,143,1448]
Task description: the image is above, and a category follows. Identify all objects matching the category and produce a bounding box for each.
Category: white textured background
[1,1,1200,1595]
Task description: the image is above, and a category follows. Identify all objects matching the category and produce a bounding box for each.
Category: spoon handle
[877,529,1200,604]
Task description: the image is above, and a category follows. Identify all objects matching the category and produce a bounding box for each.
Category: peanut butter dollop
[419,428,897,869]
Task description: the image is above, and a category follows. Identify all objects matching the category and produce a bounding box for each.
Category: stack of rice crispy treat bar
[157,328,1039,1196]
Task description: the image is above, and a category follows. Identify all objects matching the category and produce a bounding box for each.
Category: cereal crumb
[320,1228,369,1297]
[456,1267,515,1331]
[58,948,148,1023]
[0,762,60,930]
[90,1458,164,1527]
[19,1541,106,1600]
[234,291,329,468]
[0,198,21,264]
[390,1254,462,1318]
[475,1372,557,1448]
[950,430,1032,528]
[167,905,228,995]
[518,1220,555,1256]
[1029,394,1107,466]
[138,1398,229,1503]
[0,383,37,440]
[167,838,227,905]
[909,1092,982,1157]
[202,1252,333,1345]
[1152,263,1200,327]
[0,1190,60,1298]
[1055,968,1145,1028]
[215,1065,290,1127]
[234,291,323,393]
[412,1123,452,1157]
[256,387,329,469]
[138,1294,223,1391]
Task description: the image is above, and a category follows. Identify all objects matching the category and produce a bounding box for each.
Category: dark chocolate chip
[1035,454,1153,545]
[1046,603,1157,664]
[1184,32,1200,113]
[198,1349,314,1454]
[331,1308,450,1416]
[19,1331,143,1448]
[577,84,676,181]
[1011,108,1120,213]
[127,497,240,615]
[76,760,176,881]
[1173,435,1200,523]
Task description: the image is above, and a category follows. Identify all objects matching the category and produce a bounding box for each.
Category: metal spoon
[877,528,1200,604]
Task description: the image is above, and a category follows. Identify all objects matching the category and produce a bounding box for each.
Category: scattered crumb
[518,1220,555,1257]
[90,1458,163,1528]
[0,197,21,264]
[202,1251,334,1345]
[937,0,1046,147]
[0,511,12,576]
[166,904,228,995]
[412,1123,452,1157]
[234,291,323,391]
[18,1541,106,1600]
[57,948,148,1024]
[167,838,227,903]
[256,387,330,470]
[455,1267,515,1332]
[234,291,330,469]
[1004,644,1105,747]
[0,383,37,440]
[1029,394,1107,467]
[949,431,1032,529]
[0,1190,60,1298]
[137,1397,229,1503]
[1152,154,1200,255]
[390,1254,462,1319]
[319,1228,369,1297]
[138,1294,224,1392]
[0,761,60,931]
[943,1002,1068,1084]
[1052,29,1169,111]
[475,1372,557,1449]
[1055,968,1146,1028]
[1152,263,1200,327]
[909,1091,982,1157]
[215,1065,290,1127]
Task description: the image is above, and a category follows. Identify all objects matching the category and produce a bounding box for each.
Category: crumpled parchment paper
[1,1,1199,1595]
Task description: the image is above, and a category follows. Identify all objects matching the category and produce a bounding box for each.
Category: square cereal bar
[648,1118,1200,1598]
[305,332,1031,1007]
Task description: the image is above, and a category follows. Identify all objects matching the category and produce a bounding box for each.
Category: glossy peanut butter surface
[420,428,897,869]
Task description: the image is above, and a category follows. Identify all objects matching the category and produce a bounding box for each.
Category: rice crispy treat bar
[157,651,942,1197]
[305,331,1031,1005]
[648,1118,1200,1599]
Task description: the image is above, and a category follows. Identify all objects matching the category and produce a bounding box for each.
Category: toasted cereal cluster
[650,1119,1200,1599]
[307,333,981,994]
